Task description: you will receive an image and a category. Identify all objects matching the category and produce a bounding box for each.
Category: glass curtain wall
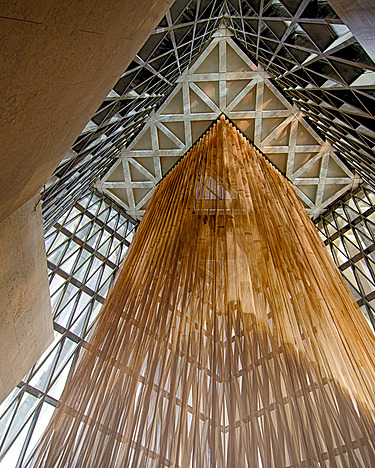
[0,191,137,468]
[315,185,375,331]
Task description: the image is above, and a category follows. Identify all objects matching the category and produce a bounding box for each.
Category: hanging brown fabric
[32,116,375,467]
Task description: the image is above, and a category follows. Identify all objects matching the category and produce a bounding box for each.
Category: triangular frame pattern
[98,26,356,219]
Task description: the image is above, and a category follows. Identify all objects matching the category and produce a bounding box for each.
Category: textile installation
[32,117,375,467]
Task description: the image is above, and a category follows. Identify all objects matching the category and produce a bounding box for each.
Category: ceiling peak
[99,31,356,220]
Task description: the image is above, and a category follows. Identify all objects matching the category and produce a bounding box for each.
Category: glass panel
[316,185,375,331]
[23,403,55,464]
[0,393,39,456]
[0,418,33,468]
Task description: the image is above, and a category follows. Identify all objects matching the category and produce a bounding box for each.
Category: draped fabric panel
[32,117,375,467]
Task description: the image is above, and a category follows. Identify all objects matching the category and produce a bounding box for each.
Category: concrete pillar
[328,0,375,63]
[0,196,53,403]
[0,0,173,222]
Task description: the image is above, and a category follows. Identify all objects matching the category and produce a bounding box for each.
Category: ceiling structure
[41,0,375,228]
[97,26,356,219]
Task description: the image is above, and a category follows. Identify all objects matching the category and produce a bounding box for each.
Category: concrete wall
[328,0,375,63]
[0,196,53,403]
[0,0,173,222]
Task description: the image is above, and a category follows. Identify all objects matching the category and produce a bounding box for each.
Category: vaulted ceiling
[41,0,375,229]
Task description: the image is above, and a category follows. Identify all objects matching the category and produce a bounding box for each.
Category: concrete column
[0,196,53,403]
[0,0,174,222]
[328,0,375,63]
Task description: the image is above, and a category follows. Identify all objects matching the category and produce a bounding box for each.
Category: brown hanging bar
[32,116,375,467]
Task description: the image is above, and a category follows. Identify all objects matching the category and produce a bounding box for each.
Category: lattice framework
[99,28,355,219]
[316,185,375,331]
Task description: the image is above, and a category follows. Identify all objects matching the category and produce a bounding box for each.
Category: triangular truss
[98,26,356,219]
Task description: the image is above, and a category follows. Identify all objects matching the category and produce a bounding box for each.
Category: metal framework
[98,27,356,219]
[0,191,137,467]
[41,0,375,229]
[315,185,375,331]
